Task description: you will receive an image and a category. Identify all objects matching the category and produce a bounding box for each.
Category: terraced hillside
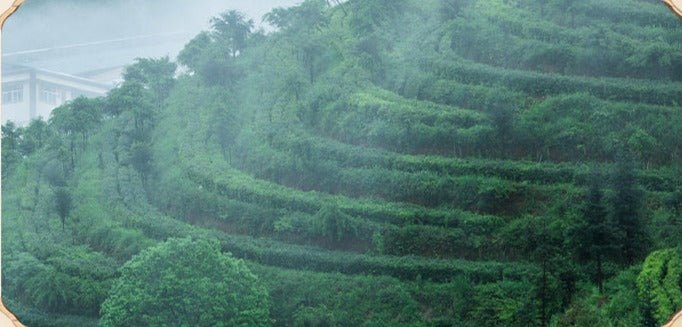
[4,0,682,326]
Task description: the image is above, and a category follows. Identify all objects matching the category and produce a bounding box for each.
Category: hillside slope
[4,0,682,326]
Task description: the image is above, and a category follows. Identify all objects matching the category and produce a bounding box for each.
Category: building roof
[3,32,190,77]
[3,63,111,92]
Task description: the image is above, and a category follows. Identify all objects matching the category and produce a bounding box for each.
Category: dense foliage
[4,0,682,325]
[99,238,270,326]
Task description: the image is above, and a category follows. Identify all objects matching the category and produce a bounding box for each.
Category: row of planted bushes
[3,132,538,325]
[158,135,519,258]
[154,164,515,259]
[107,191,541,293]
[404,69,682,167]
[517,0,682,29]
[266,125,681,193]
[210,227,539,283]
[3,250,116,317]
[516,93,682,166]
[313,91,494,155]
[415,78,528,113]
[3,298,99,327]
[328,64,682,170]
[235,133,579,218]
[472,0,659,45]
[269,127,576,183]
[446,0,682,80]
[2,140,525,323]
[90,147,541,283]
[152,75,519,258]
[177,138,481,229]
[343,88,488,128]
[137,157,538,275]
[251,262,541,326]
[149,98,545,259]
[423,55,682,106]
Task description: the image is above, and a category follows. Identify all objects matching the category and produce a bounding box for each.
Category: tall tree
[485,89,516,154]
[123,57,177,108]
[18,118,49,156]
[106,82,153,131]
[71,97,103,150]
[50,103,79,169]
[570,168,618,293]
[54,187,72,230]
[50,97,102,167]
[210,10,254,58]
[212,105,239,163]
[611,151,648,265]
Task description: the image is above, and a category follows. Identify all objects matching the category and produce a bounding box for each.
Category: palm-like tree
[210,10,254,58]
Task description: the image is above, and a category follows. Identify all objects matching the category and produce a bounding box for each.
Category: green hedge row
[177,135,492,229]
[416,78,527,112]
[152,106,516,258]
[519,0,682,29]
[209,228,538,283]
[235,134,579,218]
[448,0,682,80]
[90,158,539,283]
[266,127,680,193]
[313,88,493,154]
[424,55,682,106]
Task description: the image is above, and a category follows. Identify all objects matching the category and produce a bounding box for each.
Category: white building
[1,32,189,126]
[2,64,110,125]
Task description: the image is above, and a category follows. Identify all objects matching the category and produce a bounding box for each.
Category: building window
[39,84,57,105]
[2,83,23,104]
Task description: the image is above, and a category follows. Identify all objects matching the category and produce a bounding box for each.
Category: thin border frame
[0,0,25,326]
[663,0,682,20]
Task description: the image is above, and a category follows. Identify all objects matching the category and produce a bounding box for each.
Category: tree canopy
[100,238,271,327]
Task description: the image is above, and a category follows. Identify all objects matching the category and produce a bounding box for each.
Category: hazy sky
[1,1,305,126]
[3,0,302,52]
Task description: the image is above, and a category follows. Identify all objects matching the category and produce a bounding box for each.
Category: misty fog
[4,0,302,52]
[1,0,302,125]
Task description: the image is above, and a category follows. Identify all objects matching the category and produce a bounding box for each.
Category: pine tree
[611,152,648,265]
[570,168,617,293]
